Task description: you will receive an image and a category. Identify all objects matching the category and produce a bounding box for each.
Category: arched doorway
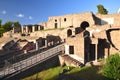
[80,21,89,30]
[83,30,90,37]
[67,29,72,37]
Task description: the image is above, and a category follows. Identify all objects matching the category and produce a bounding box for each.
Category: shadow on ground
[48,66,109,80]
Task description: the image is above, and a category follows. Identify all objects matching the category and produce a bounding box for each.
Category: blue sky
[0,0,120,25]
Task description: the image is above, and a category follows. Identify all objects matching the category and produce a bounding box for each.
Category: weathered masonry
[21,12,120,33]
[19,11,120,66]
[22,24,44,33]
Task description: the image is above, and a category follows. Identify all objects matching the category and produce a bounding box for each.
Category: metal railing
[0,44,64,78]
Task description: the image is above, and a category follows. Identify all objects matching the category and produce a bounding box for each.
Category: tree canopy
[13,21,21,28]
[0,19,2,28]
[2,21,13,32]
[97,4,108,14]
[0,28,4,37]
[0,20,21,37]
[0,19,4,37]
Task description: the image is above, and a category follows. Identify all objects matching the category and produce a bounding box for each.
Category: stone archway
[67,29,72,37]
[80,21,89,29]
[83,30,90,37]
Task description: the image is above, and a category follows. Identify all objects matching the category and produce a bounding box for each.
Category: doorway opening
[69,46,74,54]
[55,23,58,28]
[89,44,95,61]
[67,29,72,37]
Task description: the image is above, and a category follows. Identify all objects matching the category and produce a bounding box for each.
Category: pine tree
[97,4,108,14]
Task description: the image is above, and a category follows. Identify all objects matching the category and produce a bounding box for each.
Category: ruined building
[20,12,120,66]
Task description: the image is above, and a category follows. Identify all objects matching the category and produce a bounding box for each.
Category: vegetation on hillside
[0,19,21,37]
[22,53,120,80]
[97,4,108,14]
[22,65,109,80]
[102,53,120,80]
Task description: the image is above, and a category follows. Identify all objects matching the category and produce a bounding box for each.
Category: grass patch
[69,66,108,80]
[22,66,109,80]
[22,66,64,80]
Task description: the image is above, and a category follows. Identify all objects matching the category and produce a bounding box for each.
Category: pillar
[65,45,69,54]
[104,48,109,58]
[45,39,48,47]
[59,18,61,28]
[21,26,24,33]
[95,44,98,62]
[32,26,35,32]
[12,27,15,33]
[36,41,39,50]
[38,25,40,31]
[26,26,28,33]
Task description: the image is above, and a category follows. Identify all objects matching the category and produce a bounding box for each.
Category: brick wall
[46,12,95,29]
[95,13,120,27]
[65,34,85,62]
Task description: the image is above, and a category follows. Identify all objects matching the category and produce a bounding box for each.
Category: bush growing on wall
[102,53,120,80]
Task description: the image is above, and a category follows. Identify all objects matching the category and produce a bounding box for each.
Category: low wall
[30,29,68,39]
[2,55,60,80]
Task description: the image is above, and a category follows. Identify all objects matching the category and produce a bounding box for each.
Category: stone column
[21,26,24,33]
[45,39,48,47]
[59,18,61,28]
[13,27,15,33]
[38,25,41,31]
[65,45,69,54]
[95,44,98,62]
[36,41,39,51]
[104,48,109,58]
[32,25,35,32]
[26,26,28,33]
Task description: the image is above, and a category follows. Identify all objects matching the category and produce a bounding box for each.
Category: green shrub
[102,53,120,80]
[0,28,4,37]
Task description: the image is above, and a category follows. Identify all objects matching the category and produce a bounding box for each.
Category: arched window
[80,21,89,29]
[64,18,67,22]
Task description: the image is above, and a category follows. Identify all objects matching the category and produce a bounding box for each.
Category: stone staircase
[60,55,84,67]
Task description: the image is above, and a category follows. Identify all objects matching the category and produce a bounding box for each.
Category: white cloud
[2,10,6,14]
[16,13,24,18]
[29,16,33,20]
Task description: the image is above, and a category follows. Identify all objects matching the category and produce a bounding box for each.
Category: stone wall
[87,24,110,38]
[30,28,73,40]
[46,12,95,29]
[65,35,85,62]
[30,29,62,38]
[108,29,120,54]
[1,12,120,61]
[3,31,21,38]
[95,13,120,27]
